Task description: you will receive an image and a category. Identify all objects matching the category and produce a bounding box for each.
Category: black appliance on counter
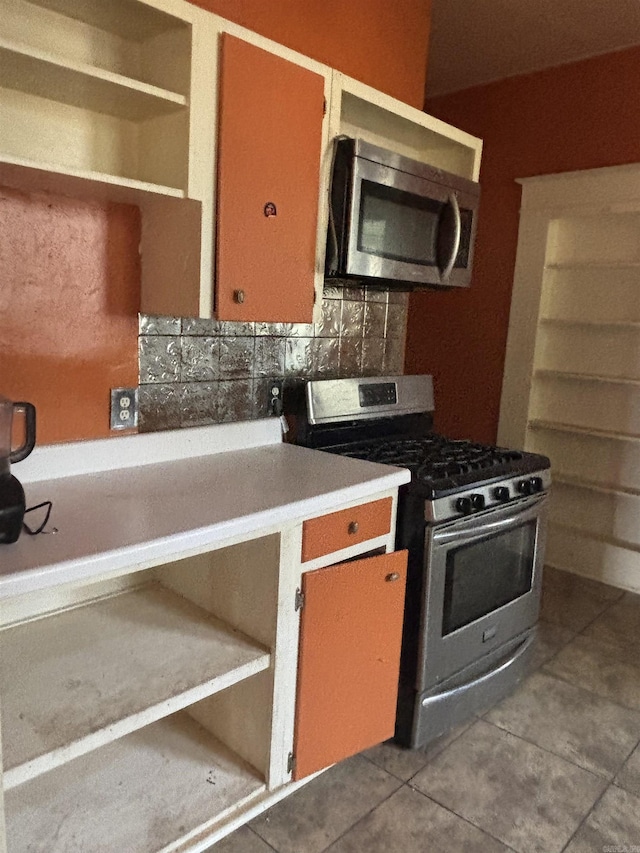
[0,396,36,544]
[289,375,551,749]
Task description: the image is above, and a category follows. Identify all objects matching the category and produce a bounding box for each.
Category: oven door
[342,156,478,289]
[417,494,547,692]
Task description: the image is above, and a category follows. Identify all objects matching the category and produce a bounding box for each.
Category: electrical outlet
[267,379,284,416]
[110,388,138,430]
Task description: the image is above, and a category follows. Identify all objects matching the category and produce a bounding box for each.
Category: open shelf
[0,155,187,202]
[534,369,640,386]
[0,583,270,789]
[4,711,266,853]
[528,419,640,442]
[539,317,640,329]
[0,39,187,121]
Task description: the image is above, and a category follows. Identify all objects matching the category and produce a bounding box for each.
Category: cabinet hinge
[295,588,305,611]
[287,752,296,774]
[323,97,327,116]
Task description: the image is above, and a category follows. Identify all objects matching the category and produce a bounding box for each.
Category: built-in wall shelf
[528,419,639,442]
[500,166,640,592]
[4,711,266,853]
[539,318,640,330]
[0,582,270,790]
[328,73,482,182]
[0,39,187,121]
[545,261,640,270]
[534,369,640,387]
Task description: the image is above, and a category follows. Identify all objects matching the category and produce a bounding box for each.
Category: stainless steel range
[289,374,551,749]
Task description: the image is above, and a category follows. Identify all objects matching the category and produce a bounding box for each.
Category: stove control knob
[455,496,473,515]
[530,476,543,493]
[518,479,534,496]
[470,493,485,511]
[493,486,510,502]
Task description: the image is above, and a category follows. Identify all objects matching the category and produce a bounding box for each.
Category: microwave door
[345,158,448,286]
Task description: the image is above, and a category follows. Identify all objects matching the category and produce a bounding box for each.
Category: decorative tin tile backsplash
[138,286,408,431]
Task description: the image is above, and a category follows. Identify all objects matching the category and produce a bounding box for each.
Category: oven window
[358,181,442,266]
[442,522,536,635]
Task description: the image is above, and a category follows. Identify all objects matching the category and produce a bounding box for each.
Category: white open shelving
[501,167,640,592]
[0,583,270,789]
[0,530,283,853]
[4,712,265,853]
[329,73,482,182]
[0,0,194,195]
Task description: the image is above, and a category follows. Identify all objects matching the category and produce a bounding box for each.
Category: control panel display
[358,382,397,407]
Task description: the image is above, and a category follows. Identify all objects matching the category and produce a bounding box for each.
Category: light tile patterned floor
[212,567,640,853]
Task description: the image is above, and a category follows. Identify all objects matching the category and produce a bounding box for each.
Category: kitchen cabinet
[0,421,410,851]
[0,0,481,323]
[293,549,407,781]
[215,34,325,323]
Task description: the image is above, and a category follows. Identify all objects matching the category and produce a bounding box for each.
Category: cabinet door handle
[385,572,400,582]
[234,289,245,304]
[347,521,359,535]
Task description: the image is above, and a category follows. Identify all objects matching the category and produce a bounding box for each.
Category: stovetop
[289,374,551,523]
[320,434,539,498]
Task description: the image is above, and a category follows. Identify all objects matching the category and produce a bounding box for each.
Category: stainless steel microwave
[325,137,480,290]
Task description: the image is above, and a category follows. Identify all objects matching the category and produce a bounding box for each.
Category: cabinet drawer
[301,497,392,562]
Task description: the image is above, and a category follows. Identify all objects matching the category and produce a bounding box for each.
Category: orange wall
[405,46,640,444]
[188,0,432,109]
[1,1,432,446]
[0,189,140,445]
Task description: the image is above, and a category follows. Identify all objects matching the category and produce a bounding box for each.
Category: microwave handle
[439,193,462,282]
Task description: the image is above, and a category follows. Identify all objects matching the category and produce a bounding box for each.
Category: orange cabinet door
[293,550,408,781]
[215,34,325,323]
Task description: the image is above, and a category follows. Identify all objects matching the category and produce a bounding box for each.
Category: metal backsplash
[138,285,408,432]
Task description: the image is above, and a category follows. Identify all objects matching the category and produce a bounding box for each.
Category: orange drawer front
[301,497,393,562]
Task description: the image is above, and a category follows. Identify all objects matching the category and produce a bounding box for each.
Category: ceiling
[426,0,640,97]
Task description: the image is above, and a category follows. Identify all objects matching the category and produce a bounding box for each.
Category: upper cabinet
[328,73,482,183]
[0,0,196,196]
[0,0,482,323]
[214,34,325,323]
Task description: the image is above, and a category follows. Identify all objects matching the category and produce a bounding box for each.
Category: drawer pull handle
[347,521,359,535]
[386,572,400,582]
[233,289,245,304]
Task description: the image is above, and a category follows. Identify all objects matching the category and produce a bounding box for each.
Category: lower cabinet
[293,550,408,781]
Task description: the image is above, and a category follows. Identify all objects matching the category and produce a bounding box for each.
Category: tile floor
[212,567,640,853]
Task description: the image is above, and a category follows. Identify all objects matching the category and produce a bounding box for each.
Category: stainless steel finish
[440,193,461,281]
[339,139,479,289]
[353,139,479,196]
[421,633,534,709]
[432,493,547,543]
[348,520,359,534]
[305,374,434,425]
[426,468,552,522]
[417,494,547,694]
[409,630,535,748]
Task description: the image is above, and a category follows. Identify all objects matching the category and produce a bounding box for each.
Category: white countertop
[1,420,410,599]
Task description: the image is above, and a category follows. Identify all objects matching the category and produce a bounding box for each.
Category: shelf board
[527,419,640,443]
[4,712,265,853]
[0,38,187,121]
[545,260,640,270]
[534,369,640,386]
[539,317,640,329]
[28,0,189,42]
[0,155,186,202]
[552,473,640,498]
[0,583,270,789]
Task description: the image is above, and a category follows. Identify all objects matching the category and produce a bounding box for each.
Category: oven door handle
[432,495,547,546]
